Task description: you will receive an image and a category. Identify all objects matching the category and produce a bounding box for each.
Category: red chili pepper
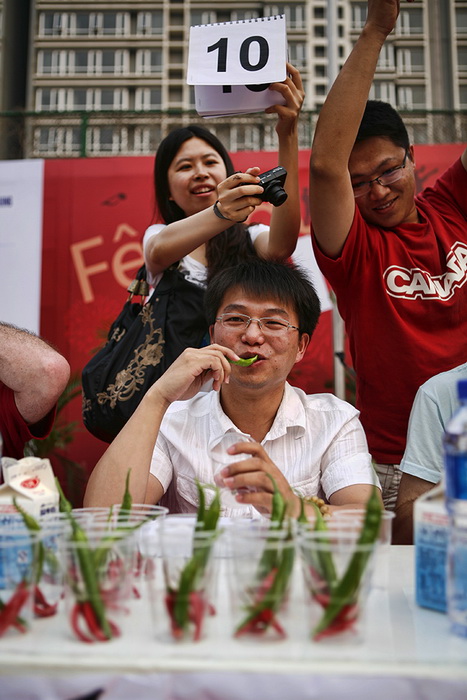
[0,580,30,637]
[70,601,121,643]
[165,590,208,641]
[34,586,58,618]
[188,591,206,642]
[235,606,286,639]
[71,603,94,643]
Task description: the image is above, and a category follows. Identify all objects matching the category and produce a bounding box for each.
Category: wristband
[213,201,234,222]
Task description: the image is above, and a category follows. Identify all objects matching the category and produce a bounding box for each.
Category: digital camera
[257,166,288,207]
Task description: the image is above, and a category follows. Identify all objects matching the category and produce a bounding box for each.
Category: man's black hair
[356,100,410,151]
[204,258,321,337]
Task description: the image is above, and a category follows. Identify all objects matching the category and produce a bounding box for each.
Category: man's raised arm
[309,0,406,258]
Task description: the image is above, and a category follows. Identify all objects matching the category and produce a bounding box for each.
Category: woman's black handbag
[81,265,207,443]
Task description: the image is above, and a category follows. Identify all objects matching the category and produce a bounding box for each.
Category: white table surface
[0,545,466,700]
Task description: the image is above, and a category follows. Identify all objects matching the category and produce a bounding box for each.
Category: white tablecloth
[0,546,466,700]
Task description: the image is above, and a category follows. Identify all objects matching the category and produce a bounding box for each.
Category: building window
[190,11,217,26]
[397,47,425,74]
[135,88,162,110]
[460,85,467,108]
[351,3,367,30]
[314,7,325,20]
[40,12,68,36]
[69,89,88,111]
[88,127,128,154]
[377,44,395,70]
[370,81,396,104]
[134,126,163,154]
[74,50,89,74]
[315,65,326,78]
[231,126,261,151]
[314,26,325,38]
[265,5,306,29]
[456,9,467,35]
[397,85,426,110]
[37,50,63,74]
[70,12,128,36]
[35,127,81,156]
[397,8,423,35]
[136,50,163,75]
[36,88,62,111]
[137,11,163,35]
[288,42,307,69]
[458,46,467,71]
[231,11,260,21]
[315,46,326,58]
[67,50,127,75]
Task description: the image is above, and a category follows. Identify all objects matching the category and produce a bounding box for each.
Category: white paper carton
[414,482,449,613]
[0,456,59,524]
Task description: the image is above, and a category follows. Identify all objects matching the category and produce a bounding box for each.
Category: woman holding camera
[143,63,304,296]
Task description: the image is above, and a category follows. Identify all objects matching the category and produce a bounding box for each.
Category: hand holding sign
[187,15,288,117]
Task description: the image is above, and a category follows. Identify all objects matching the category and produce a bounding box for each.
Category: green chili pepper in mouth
[228,355,258,366]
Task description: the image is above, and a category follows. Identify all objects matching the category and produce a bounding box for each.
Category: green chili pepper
[195,480,206,528]
[117,469,132,522]
[228,355,258,366]
[297,497,308,524]
[55,479,113,640]
[169,483,221,639]
[310,501,337,587]
[312,486,382,639]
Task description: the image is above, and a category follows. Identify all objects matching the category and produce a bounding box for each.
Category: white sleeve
[247,223,269,245]
[142,224,166,287]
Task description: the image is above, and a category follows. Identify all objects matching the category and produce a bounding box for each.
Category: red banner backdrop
[40,144,466,500]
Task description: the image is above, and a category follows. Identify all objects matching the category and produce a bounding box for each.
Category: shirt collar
[207,382,306,451]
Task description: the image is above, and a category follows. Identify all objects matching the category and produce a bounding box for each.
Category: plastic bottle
[443,378,467,638]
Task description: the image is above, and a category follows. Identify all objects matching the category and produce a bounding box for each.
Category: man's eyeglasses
[216,313,299,335]
[352,150,409,198]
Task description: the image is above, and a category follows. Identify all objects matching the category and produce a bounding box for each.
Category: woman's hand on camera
[215,167,264,222]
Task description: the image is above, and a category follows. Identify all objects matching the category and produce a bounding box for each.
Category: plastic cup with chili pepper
[90,504,168,600]
[59,523,137,643]
[226,519,299,643]
[297,529,378,644]
[153,514,221,643]
[331,508,395,590]
[0,528,39,638]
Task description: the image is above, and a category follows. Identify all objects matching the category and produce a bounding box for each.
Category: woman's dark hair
[153,125,256,282]
[356,100,410,152]
[205,258,321,338]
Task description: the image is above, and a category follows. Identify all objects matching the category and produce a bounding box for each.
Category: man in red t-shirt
[0,322,70,461]
[309,0,467,509]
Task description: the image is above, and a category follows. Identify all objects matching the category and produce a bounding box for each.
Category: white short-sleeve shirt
[150,383,378,517]
[143,223,268,288]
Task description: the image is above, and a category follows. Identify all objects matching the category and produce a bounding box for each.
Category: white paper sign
[187,15,287,86]
[194,83,286,118]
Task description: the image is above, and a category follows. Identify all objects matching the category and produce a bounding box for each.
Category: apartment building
[2,0,467,157]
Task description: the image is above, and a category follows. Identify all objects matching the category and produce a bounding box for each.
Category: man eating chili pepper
[84,259,382,518]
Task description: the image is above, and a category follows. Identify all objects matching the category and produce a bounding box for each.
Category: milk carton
[414,482,449,613]
[0,456,59,526]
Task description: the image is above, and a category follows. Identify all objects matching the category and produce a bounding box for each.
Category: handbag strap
[127,263,182,300]
[127,265,150,298]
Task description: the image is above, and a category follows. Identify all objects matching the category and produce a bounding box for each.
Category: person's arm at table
[0,322,70,425]
[393,474,437,544]
[84,345,238,507]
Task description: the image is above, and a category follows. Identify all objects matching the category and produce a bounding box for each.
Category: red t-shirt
[312,157,467,464]
[0,383,56,460]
